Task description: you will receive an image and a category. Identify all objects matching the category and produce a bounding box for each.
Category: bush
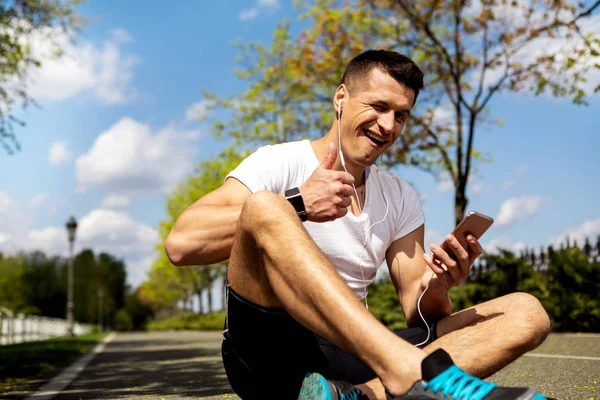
[114,309,133,331]
[146,311,226,331]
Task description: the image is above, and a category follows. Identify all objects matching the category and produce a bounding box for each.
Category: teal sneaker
[387,349,547,400]
[298,372,368,400]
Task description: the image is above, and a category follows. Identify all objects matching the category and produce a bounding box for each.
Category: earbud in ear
[337,99,343,119]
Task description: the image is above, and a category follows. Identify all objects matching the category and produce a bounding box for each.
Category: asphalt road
[3,331,599,400]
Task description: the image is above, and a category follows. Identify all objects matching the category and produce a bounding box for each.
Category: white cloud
[0,232,11,245]
[49,141,71,166]
[1,203,158,288]
[258,0,279,6]
[27,27,139,104]
[75,117,201,195]
[29,193,49,208]
[0,192,35,248]
[515,165,530,176]
[77,209,157,257]
[549,217,600,249]
[467,4,600,99]
[128,256,156,289]
[436,176,454,193]
[239,0,279,21]
[26,226,65,253]
[484,237,526,255]
[502,180,516,191]
[501,165,529,191]
[100,194,130,209]
[496,196,544,227]
[469,182,493,196]
[186,100,211,121]
[424,229,445,248]
[239,8,259,21]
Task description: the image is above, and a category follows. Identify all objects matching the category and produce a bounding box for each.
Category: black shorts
[221,284,438,400]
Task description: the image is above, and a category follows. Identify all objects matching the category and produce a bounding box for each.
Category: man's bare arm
[166,143,357,266]
[385,224,452,327]
[165,178,251,266]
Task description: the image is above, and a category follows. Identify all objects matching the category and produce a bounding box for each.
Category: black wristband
[284,187,307,222]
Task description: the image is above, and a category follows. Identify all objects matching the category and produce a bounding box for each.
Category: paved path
[5,331,599,399]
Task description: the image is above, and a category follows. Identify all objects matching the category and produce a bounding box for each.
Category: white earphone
[337,99,346,167]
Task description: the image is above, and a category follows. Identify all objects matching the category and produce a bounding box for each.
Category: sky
[0,1,599,303]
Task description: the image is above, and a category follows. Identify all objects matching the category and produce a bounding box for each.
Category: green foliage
[0,332,106,393]
[367,244,600,333]
[200,0,600,225]
[114,309,133,331]
[0,249,127,327]
[140,149,244,314]
[0,0,84,154]
[456,246,599,332]
[124,288,153,331]
[542,247,600,332]
[367,275,407,331]
[146,311,226,331]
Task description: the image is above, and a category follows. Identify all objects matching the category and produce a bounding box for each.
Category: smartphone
[439,211,494,260]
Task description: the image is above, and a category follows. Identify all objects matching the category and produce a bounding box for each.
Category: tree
[202,0,600,225]
[543,246,600,331]
[141,149,245,314]
[0,0,83,154]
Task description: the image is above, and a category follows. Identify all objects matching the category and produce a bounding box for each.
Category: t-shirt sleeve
[225,145,288,194]
[393,177,426,241]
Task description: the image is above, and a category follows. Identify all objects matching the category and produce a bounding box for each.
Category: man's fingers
[444,234,470,275]
[339,196,352,208]
[467,235,483,264]
[423,253,445,275]
[338,171,355,185]
[340,184,355,197]
[430,243,463,283]
[321,142,337,170]
[336,207,349,219]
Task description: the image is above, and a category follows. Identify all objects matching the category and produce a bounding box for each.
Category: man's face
[339,68,415,167]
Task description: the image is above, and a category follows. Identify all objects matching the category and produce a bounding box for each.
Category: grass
[0,332,107,394]
[146,311,226,331]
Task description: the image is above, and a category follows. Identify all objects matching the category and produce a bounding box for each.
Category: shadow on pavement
[47,331,233,400]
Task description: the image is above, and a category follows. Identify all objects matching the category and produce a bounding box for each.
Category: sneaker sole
[298,373,333,400]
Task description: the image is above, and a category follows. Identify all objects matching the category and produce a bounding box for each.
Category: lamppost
[97,288,104,332]
[65,216,78,336]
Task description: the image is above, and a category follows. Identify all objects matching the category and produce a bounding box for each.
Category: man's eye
[395,114,405,122]
[373,104,386,111]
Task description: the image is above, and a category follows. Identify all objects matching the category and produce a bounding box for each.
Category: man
[166,50,551,400]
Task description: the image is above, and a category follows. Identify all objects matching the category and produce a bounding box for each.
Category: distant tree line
[0,249,152,331]
[369,236,600,333]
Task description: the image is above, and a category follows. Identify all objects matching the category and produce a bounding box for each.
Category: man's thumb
[321,142,337,170]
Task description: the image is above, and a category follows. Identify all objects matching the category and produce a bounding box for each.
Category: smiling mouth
[363,130,389,146]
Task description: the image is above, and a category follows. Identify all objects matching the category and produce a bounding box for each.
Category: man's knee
[504,292,551,350]
[239,191,296,234]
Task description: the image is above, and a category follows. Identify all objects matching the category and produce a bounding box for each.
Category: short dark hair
[341,49,425,104]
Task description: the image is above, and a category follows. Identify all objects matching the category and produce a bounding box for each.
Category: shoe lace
[423,365,497,400]
[340,387,363,400]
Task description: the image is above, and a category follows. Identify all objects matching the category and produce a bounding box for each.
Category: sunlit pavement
[3,331,598,399]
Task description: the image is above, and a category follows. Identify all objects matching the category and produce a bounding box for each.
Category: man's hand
[422,234,484,292]
[299,142,355,222]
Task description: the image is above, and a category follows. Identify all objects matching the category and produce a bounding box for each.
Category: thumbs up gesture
[299,142,355,222]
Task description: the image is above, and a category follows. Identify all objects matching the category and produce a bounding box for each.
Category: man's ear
[333,84,347,116]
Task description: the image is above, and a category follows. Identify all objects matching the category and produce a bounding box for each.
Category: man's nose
[378,111,395,135]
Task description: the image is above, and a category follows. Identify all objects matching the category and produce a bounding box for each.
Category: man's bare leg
[227,191,424,394]
[356,293,551,399]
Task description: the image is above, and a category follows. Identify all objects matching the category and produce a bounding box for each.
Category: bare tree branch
[393,0,458,76]
[410,115,458,185]
[473,18,490,110]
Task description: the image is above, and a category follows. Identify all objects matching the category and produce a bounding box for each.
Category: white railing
[0,310,93,345]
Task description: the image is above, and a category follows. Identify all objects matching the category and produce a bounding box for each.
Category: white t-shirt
[227,140,425,298]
